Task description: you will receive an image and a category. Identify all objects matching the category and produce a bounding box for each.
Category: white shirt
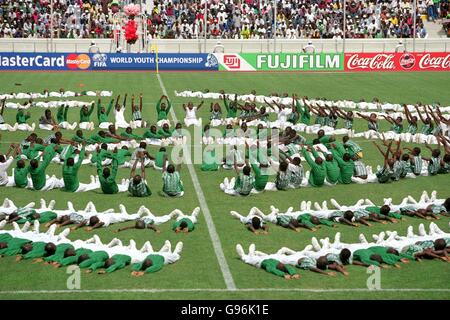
[185,107,198,119]
[0,157,14,186]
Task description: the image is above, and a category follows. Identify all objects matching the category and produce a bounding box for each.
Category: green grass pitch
[0,71,449,300]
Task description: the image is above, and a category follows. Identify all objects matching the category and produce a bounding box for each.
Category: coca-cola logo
[346,53,395,70]
[419,53,450,70]
[399,53,415,69]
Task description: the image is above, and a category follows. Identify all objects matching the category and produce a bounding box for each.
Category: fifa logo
[92,53,107,67]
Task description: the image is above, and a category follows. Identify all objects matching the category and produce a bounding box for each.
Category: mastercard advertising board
[0,52,218,71]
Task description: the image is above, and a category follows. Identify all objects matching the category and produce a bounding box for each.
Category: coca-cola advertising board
[344,52,450,72]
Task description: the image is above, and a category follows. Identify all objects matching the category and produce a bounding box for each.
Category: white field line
[1,288,449,295]
[156,73,236,290]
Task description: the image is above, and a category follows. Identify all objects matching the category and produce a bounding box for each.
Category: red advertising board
[344,52,450,72]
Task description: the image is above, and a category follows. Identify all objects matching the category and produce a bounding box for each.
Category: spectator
[88,40,100,53]
[0,0,428,39]
[395,39,406,52]
[212,40,225,53]
[303,40,315,53]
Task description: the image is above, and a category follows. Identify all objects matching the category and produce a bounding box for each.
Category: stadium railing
[0,38,449,53]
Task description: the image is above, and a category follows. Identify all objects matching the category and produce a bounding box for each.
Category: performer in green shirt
[128,155,151,197]
[13,157,30,188]
[56,105,77,130]
[17,242,57,261]
[78,251,109,269]
[62,146,93,192]
[131,254,165,276]
[79,102,95,130]
[156,95,172,123]
[29,145,62,191]
[302,146,326,187]
[161,164,184,197]
[97,156,119,194]
[87,254,131,274]
[97,97,114,128]
[261,258,299,279]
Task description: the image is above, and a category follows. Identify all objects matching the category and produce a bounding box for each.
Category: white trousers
[99,122,112,129]
[17,123,35,131]
[39,124,54,131]
[36,176,64,191]
[75,182,100,192]
[59,121,78,130]
[184,118,201,127]
[79,122,94,130]
[0,123,16,131]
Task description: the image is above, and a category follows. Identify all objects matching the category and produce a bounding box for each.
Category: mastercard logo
[66,54,91,70]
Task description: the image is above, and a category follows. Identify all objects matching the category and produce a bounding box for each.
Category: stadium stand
[0,0,448,39]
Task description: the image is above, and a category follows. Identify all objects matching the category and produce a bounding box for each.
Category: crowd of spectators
[0,0,448,39]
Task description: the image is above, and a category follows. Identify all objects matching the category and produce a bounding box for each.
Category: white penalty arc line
[1,288,449,295]
[156,73,236,290]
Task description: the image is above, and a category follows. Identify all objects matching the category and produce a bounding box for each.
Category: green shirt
[234,172,255,195]
[410,156,423,175]
[56,106,68,123]
[365,206,402,219]
[43,243,74,263]
[0,238,31,256]
[14,159,29,188]
[407,123,417,134]
[261,258,297,277]
[172,217,195,232]
[80,104,95,122]
[89,254,131,273]
[297,257,316,270]
[428,157,441,175]
[298,213,334,227]
[353,249,380,266]
[120,131,143,140]
[330,150,354,184]
[90,149,111,164]
[28,154,52,190]
[87,134,118,144]
[97,157,119,194]
[132,254,165,273]
[143,130,161,140]
[157,128,174,138]
[128,180,151,197]
[59,248,93,266]
[78,251,109,269]
[97,99,114,123]
[156,100,172,121]
[201,150,219,171]
[162,171,184,196]
[155,151,167,168]
[115,149,132,165]
[17,211,57,224]
[302,148,326,187]
[323,157,340,184]
[252,164,269,191]
[224,99,238,118]
[276,214,292,227]
[16,111,30,124]
[376,167,393,183]
[344,140,362,157]
[62,148,85,192]
[21,242,48,259]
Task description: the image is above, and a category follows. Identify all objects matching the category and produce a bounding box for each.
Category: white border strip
[156,74,236,290]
